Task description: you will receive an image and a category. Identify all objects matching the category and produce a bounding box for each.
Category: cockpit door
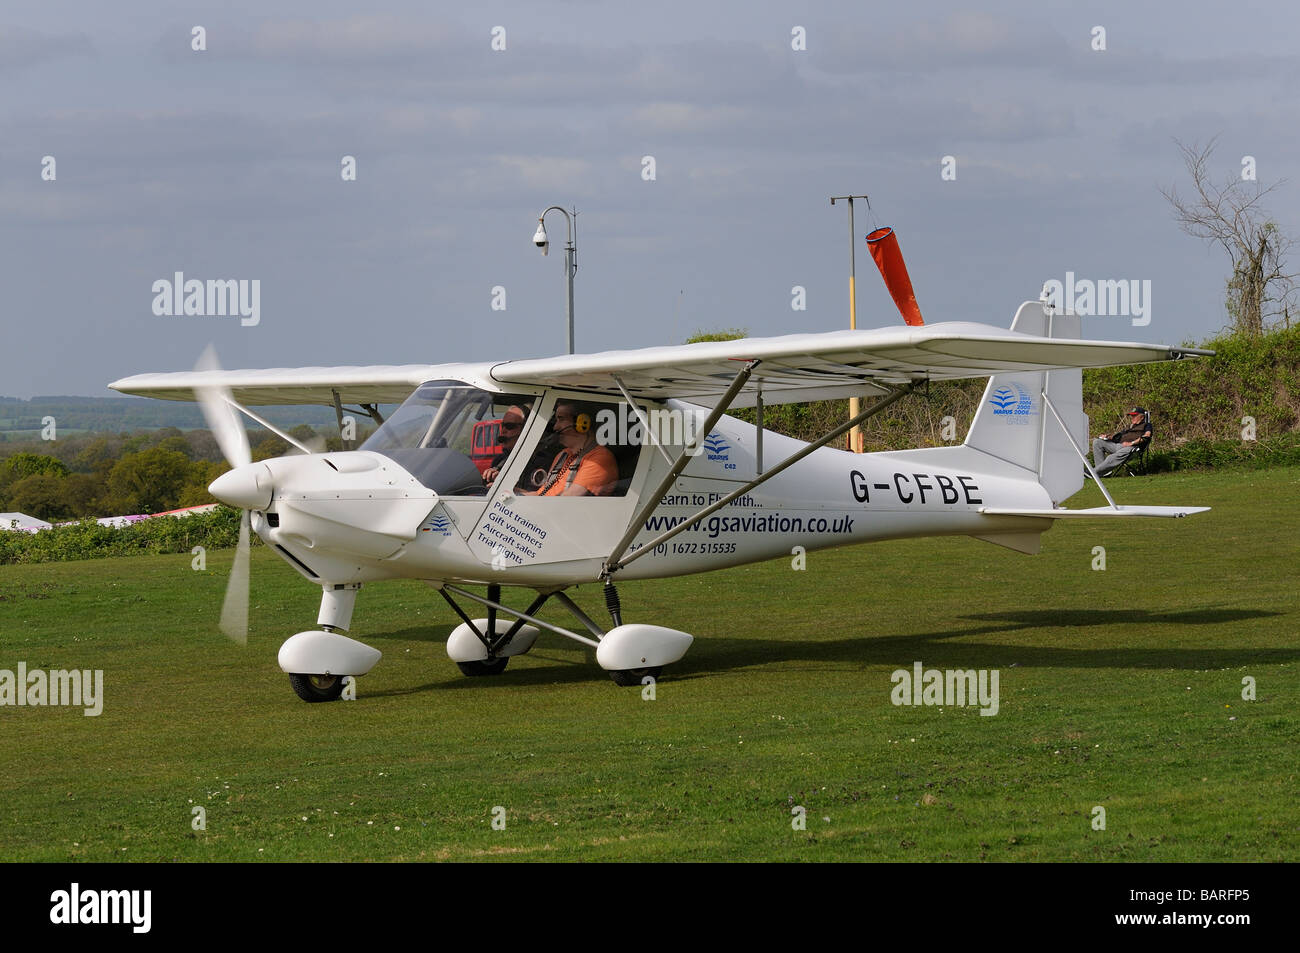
[463,390,654,569]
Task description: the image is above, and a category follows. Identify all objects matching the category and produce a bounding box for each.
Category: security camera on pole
[533,206,578,355]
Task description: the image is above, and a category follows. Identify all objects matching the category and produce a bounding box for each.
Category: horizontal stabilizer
[970,532,1043,554]
[979,505,1210,519]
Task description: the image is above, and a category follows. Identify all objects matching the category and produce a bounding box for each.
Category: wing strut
[217,395,314,454]
[1039,390,1119,510]
[332,388,386,449]
[605,380,921,575]
[332,389,351,449]
[604,360,760,571]
[613,375,675,467]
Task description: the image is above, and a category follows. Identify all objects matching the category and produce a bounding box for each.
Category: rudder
[964,301,1087,506]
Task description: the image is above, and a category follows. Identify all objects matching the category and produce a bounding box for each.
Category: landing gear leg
[434,583,691,687]
[438,585,552,676]
[603,579,623,628]
[600,578,661,686]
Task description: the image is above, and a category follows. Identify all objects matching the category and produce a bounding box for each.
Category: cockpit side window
[359,381,538,495]
[512,398,639,498]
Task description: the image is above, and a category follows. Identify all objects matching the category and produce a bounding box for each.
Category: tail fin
[964,302,1087,506]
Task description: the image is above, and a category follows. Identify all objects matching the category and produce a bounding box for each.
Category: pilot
[482,404,527,486]
[1090,406,1152,477]
[522,400,618,497]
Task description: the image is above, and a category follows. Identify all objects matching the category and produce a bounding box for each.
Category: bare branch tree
[1161,137,1297,335]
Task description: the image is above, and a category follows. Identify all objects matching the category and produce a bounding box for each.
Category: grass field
[1,467,1297,862]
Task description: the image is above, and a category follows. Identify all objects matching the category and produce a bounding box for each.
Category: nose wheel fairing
[278,629,382,678]
[595,624,693,672]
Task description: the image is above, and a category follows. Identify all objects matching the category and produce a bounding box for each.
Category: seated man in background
[524,400,618,497]
[1091,407,1152,477]
[482,404,528,487]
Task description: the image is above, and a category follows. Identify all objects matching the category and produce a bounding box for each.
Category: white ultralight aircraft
[110,298,1211,701]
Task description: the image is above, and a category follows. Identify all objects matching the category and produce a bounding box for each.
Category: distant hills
[0,395,347,437]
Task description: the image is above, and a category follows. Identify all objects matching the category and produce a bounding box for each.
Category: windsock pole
[831,194,870,453]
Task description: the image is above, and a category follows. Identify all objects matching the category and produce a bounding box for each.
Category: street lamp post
[533,206,578,354]
[831,194,869,453]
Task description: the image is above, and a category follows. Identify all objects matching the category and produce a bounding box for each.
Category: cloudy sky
[3,0,1297,399]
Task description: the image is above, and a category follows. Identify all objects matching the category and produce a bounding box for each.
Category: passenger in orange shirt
[527,400,618,497]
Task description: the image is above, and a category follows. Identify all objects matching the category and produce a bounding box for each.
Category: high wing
[108,363,478,405]
[490,319,1211,406]
[110,315,1211,408]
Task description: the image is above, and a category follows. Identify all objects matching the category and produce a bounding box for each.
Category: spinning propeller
[197,348,331,643]
[195,346,253,646]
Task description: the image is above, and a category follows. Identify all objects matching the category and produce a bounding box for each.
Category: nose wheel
[456,658,510,676]
[608,666,661,687]
[288,673,346,702]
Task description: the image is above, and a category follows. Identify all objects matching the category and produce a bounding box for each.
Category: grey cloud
[815,11,1298,92]
[817,12,1068,76]
[175,16,805,110]
[0,25,94,71]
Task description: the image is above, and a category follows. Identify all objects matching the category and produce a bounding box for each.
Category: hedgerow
[0,506,247,565]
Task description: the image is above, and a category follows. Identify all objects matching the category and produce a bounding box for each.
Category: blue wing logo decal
[423,514,453,535]
[987,382,1038,422]
[989,387,1017,410]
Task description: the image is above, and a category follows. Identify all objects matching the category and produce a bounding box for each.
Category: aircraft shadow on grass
[354,605,1294,696]
[356,625,605,695]
[679,606,1296,678]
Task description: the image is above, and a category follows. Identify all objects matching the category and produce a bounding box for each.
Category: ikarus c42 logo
[421,513,454,536]
[703,432,736,470]
[987,382,1037,424]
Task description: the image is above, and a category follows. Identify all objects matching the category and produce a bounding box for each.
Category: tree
[177,460,228,507]
[253,434,289,461]
[686,328,748,344]
[184,428,221,461]
[74,437,118,478]
[1162,137,1297,335]
[154,435,193,458]
[61,473,105,517]
[0,453,68,505]
[6,473,73,521]
[106,448,191,514]
[2,452,68,481]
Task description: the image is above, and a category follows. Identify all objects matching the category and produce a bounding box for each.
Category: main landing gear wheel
[288,673,346,702]
[457,658,509,676]
[608,666,662,687]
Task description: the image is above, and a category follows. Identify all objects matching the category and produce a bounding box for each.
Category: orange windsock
[865,226,925,326]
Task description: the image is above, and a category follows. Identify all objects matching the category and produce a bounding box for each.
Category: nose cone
[210,463,273,510]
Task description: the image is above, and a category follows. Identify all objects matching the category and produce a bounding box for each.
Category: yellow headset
[555,403,592,434]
